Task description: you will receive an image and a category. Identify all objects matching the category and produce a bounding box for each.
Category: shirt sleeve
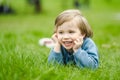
[48,49,63,64]
[73,39,99,69]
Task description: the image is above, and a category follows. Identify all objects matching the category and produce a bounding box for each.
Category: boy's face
[56,21,85,50]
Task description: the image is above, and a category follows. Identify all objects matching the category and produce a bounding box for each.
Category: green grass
[0,0,120,80]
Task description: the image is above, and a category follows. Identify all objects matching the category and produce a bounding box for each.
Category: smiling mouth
[63,41,73,47]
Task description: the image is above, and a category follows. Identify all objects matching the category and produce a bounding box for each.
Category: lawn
[0,0,120,80]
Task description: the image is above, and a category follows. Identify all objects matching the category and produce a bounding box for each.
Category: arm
[48,49,63,64]
[73,38,99,69]
[48,33,63,64]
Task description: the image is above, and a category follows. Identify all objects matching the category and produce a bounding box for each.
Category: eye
[58,31,63,34]
[69,30,75,33]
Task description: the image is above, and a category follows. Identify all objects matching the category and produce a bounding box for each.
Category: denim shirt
[48,37,99,69]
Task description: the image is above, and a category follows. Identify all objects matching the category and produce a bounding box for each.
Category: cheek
[57,35,62,40]
[73,34,80,39]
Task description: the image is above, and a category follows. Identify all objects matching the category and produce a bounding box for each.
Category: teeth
[64,41,72,44]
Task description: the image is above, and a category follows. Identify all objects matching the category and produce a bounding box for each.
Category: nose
[62,34,70,39]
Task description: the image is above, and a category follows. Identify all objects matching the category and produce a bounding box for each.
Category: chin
[61,44,73,50]
[64,46,73,50]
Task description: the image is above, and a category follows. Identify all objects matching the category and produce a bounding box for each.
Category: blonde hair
[54,9,93,38]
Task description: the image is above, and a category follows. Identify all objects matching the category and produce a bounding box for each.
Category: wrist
[54,42,61,53]
[73,48,78,53]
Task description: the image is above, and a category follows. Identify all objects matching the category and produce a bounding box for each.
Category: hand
[51,33,61,53]
[52,33,59,43]
[73,37,84,52]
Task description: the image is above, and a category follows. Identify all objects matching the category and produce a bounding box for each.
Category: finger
[52,36,56,42]
[74,39,78,43]
[52,34,59,43]
[75,38,83,46]
[79,37,83,42]
[74,40,77,44]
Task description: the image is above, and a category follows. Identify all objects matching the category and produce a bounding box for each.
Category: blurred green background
[0,0,120,80]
